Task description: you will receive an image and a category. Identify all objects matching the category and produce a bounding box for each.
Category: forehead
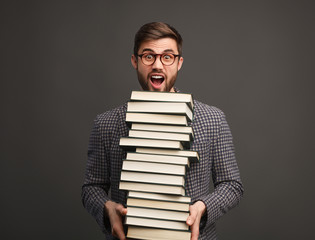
[138,38,178,53]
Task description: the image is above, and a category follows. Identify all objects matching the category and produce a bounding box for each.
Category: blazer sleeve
[81,115,112,234]
[197,111,244,229]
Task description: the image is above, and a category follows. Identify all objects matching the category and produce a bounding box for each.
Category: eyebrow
[141,48,176,54]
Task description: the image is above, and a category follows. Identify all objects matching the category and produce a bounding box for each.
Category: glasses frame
[137,53,180,66]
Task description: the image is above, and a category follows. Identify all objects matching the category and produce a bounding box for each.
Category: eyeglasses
[137,53,180,66]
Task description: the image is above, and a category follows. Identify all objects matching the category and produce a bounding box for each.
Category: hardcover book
[131,123,194,138]
[127,101,193,122]
[126,196,190,212]
[126,152,190,166]
[128,129,191,147]
[128,191,191,203]
[119,137,183,150]
[119,181,185,195]
[130,90,194,109]
[127,226,191,240]
[122,160,186,175]
[120,170,185,186]
[136,147,200,162]
[126,112,189,126]
[125,216,189,231]
[126,206,189,221]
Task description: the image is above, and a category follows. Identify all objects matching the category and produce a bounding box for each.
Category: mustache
[150,70,164,74]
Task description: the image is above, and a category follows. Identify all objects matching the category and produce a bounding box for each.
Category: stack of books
[119,91,199,240]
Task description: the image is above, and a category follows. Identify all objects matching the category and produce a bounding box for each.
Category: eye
[163,54,173,61]
[144,54,154,60]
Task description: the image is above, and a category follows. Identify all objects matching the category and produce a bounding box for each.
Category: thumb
[116,204,127,216]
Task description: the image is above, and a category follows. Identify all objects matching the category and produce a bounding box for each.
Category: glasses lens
[161,54,175,65]
[142,53,155,65]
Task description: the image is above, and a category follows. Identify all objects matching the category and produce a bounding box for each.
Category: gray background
[1,0,314,239]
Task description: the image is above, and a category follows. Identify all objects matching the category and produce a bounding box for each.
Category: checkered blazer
[82,99,244,240]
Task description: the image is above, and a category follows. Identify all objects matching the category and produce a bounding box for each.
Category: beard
[137,69,178,92]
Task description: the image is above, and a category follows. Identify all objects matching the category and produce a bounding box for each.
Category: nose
[152,55,164,69]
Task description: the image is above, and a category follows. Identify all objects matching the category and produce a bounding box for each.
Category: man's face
[131,38,184,92]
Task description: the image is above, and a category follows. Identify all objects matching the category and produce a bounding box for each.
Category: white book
[127,101,193,122]
[136,147,199,162]
[126,152,190,167]
[119,181,185,195]
[131,90,194,109]
[128,191,191,203]
[120,171,185,186]
[119,137,183,150]
[127,226,191,240]
[122,160,186,175]
[126,206,189,221]
[128,129,192,145]
[125,216,189,231]
[131,123,193,138]
[127,197,190,212]
[126,112,188,126]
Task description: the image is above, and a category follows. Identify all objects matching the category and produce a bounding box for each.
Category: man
[82,22,243,240]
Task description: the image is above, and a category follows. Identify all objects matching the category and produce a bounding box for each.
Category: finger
[190,222,200,240]
[107,203,126,240]
[112,220,126,240]
[190,215,201,240]
[115,228,126,240]
[186,206,197,226]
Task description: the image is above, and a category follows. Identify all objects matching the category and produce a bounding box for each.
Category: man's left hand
[186,200,206,240]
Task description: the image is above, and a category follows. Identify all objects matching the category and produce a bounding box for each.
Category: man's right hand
[105,200,127,240]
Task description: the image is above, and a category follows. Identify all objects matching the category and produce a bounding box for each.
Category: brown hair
[133,22,183,56]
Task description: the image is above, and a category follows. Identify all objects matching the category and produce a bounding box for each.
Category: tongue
[151,79,163,85]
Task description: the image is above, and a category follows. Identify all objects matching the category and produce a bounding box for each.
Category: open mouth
[150,75,165,88]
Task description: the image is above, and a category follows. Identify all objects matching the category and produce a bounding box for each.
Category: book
[128,129,191,147]
[127,101,193,122]
[126,152,190,167]
[136,147,200,162]
[119,137,183,150]
[126,206,189,221]
[128,191,191,203]
[120,170,185,186]
[131,123,194,138]
[119,181,185,195]
[125,216,189,231]
[126,112,189,126]
[127,196,190,212]
[122,160,186,176]
[127,226,191,240]
[130,90,194,109]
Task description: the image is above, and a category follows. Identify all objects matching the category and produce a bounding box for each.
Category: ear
[131,55,138,69]
[177,56,184,71]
